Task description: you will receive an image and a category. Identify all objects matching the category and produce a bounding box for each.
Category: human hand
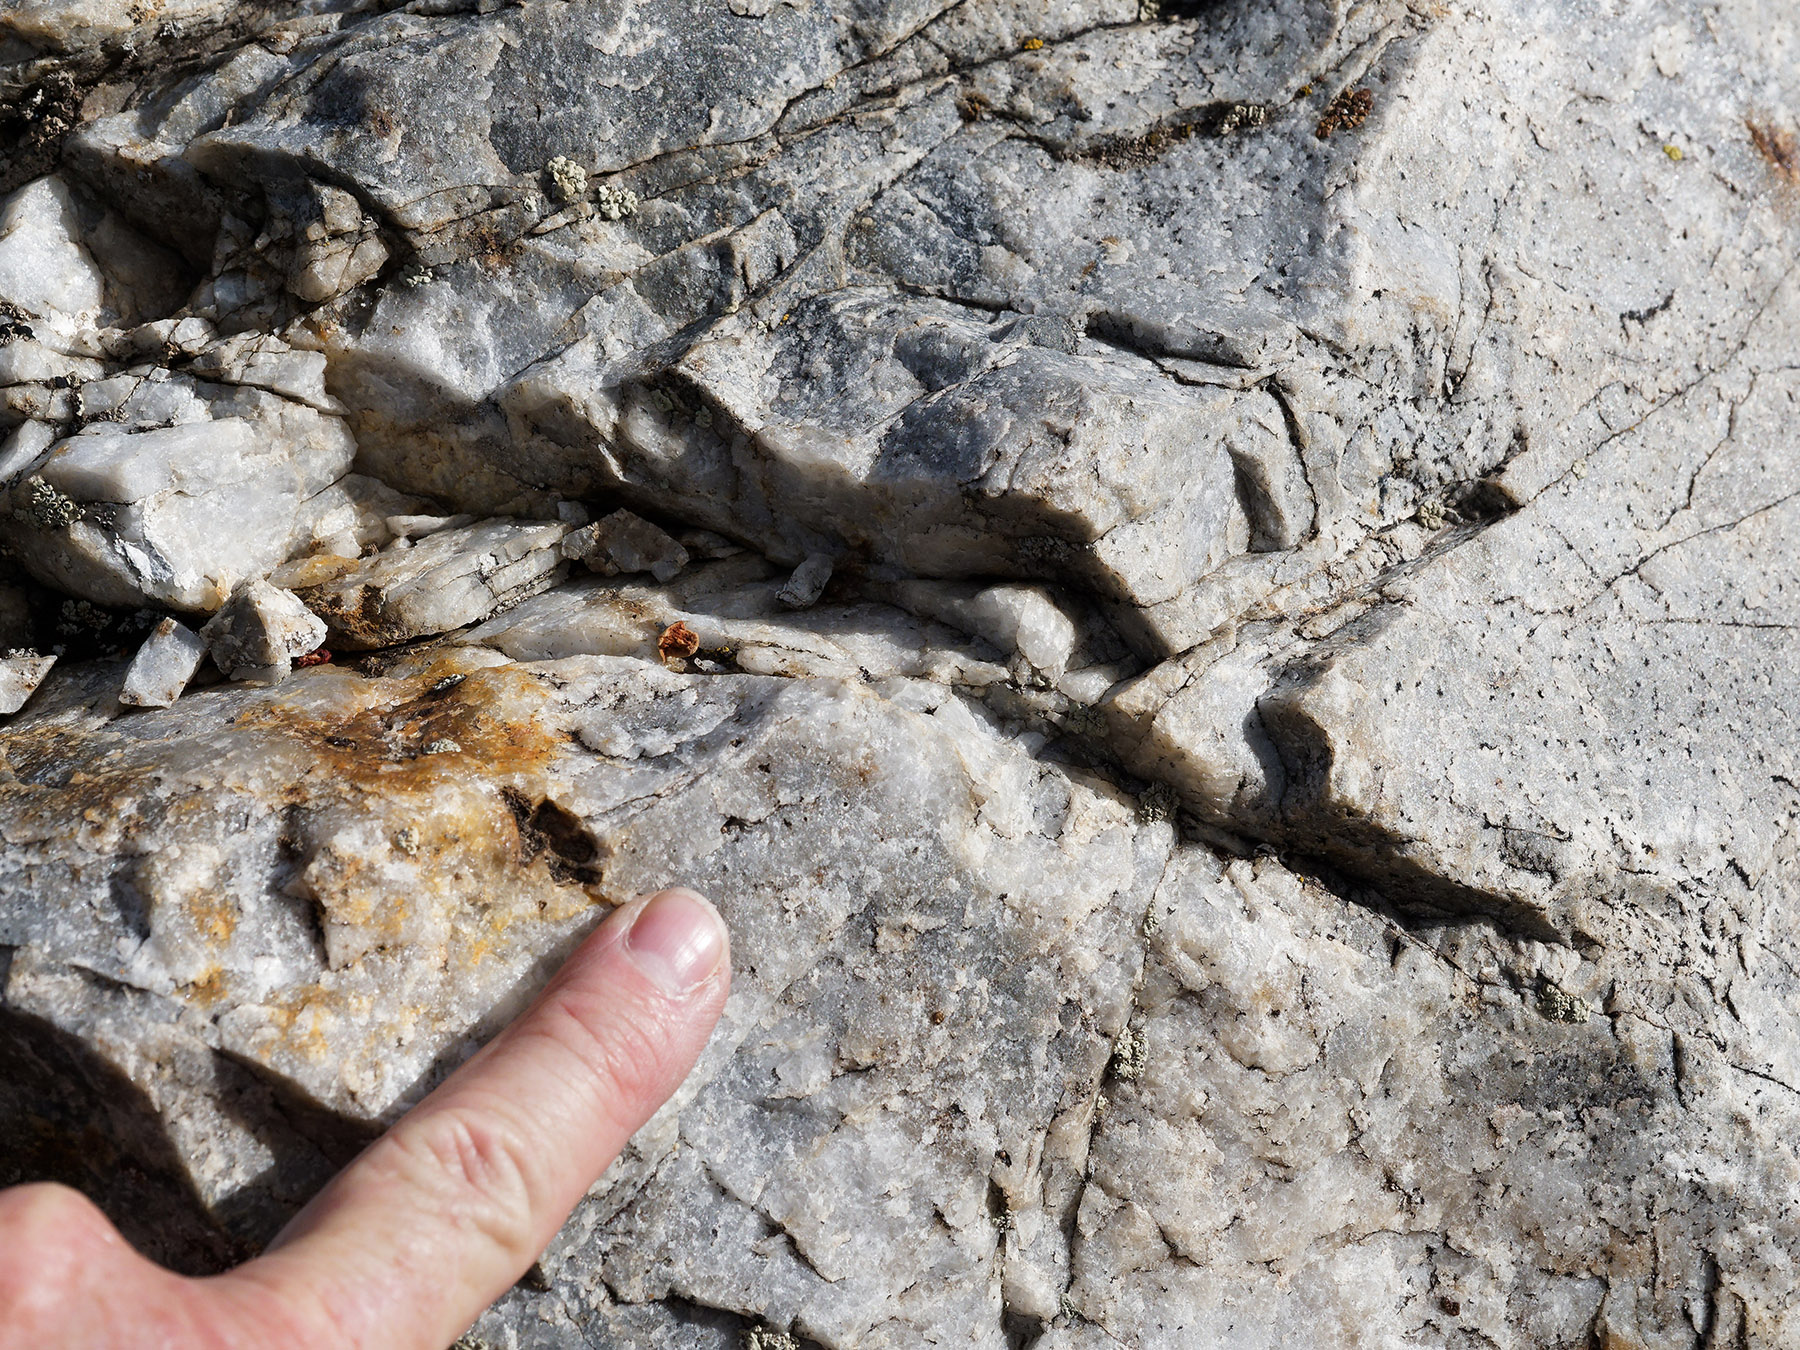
[0,888,731,1350]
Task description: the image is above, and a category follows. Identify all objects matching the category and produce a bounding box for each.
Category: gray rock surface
[3,0,1800,1346]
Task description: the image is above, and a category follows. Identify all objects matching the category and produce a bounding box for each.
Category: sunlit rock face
[4,0,1800,1345]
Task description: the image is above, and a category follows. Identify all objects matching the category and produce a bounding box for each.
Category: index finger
[215,887,730,1349]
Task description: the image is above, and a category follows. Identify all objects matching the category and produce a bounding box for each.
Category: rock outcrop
[3,0,1799,1346]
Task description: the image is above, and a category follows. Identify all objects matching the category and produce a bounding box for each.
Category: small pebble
[777,553,833,610]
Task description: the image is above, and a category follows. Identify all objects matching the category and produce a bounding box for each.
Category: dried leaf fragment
[658,621,700,664]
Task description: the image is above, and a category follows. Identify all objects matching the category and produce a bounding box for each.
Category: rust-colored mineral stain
[0,725,113,792]
[182,967,230,1008]
[1748,119,1799,185]
[3,660,616,1075]
[238,663,563,788]
[184,889,239,944]
[658,620,700,664]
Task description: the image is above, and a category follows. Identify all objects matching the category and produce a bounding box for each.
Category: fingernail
[624,888,727,994]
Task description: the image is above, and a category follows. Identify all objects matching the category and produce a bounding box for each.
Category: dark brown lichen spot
[1316,88,1374,139]
[467,220,511,271]
[1066,103,1271,170]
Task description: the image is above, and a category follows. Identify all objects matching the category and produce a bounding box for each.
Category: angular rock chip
[776,553,832,611]
[200,580,326,682]
[0,383,356,613]
[120,617,207,708]
[0,651,55,714]
[560,508,689,583]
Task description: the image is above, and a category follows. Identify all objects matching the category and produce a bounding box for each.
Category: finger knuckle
[528,991,677,1122]
[399,1106,540,1260]
[0,1182,109,1251]
[0,1185,114,1323]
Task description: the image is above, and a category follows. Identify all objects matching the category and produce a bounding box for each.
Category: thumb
[219,887,730,1349]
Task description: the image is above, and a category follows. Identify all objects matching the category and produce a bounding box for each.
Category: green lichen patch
[544,155,588,205]
[1536,982,1589,1024]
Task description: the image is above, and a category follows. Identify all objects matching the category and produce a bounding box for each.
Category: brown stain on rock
[233,662,615,968]
[236,661,563,785]
[0,659,619,1085]
[1748,119,1799,186]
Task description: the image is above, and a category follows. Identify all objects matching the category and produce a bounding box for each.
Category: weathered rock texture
[3,0,1799,1346]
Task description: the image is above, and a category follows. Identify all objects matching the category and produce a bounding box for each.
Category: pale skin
[0,887,731,1350]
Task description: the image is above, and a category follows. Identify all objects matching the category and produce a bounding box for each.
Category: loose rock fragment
[0,390,356,612]
[199,581,327,682]
[0,650,55,714]
[559,509,689,582]
[777,553,833,610]
[119,618,206,708]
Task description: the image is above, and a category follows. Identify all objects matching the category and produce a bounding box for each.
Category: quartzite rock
[119,616,206,708]
[0,651,54,714]
[199,580,326,682]
[2,0,1799,1346]
[775,553,832,611]
[561,508,690,583]
[298,518,570,650]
